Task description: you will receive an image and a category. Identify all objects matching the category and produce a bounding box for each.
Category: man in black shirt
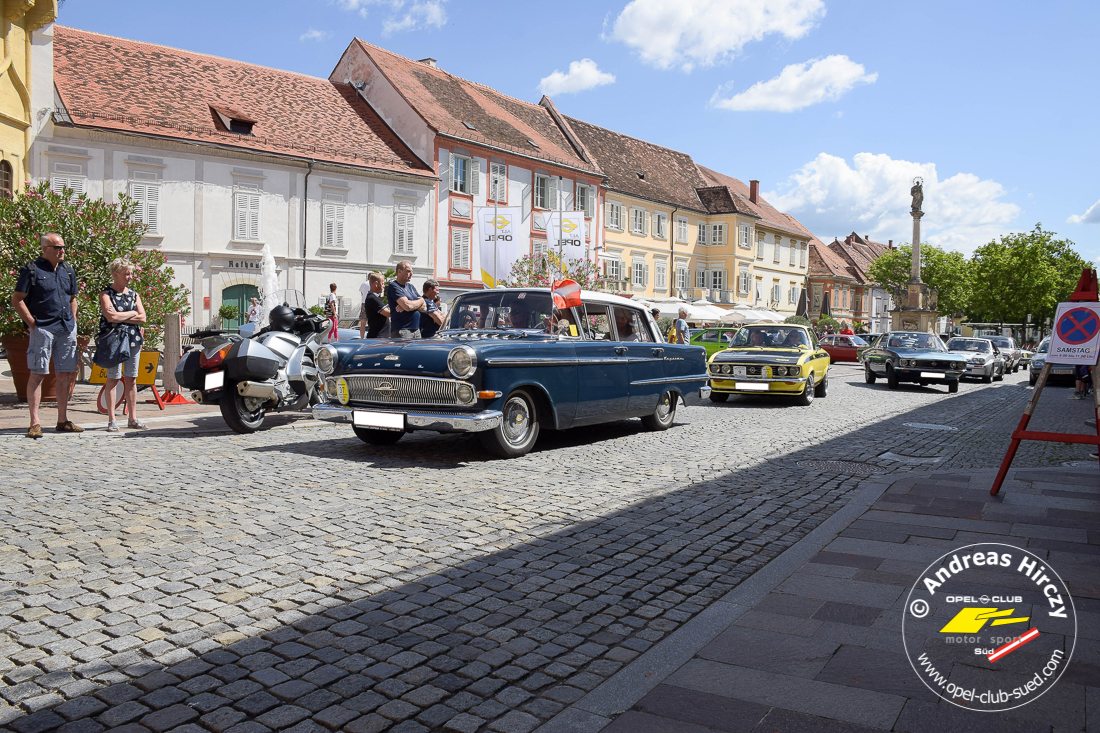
[420,279,445,338]
[362,272,390,338]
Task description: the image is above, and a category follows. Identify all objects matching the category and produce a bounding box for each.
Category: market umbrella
[796,287,809,319]
[821,291,832,317]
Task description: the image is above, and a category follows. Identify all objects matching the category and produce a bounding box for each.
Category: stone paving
[0,367,1094,733]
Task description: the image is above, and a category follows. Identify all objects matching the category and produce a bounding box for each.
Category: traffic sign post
[991,268,1100,495]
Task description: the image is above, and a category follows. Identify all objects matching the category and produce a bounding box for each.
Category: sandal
[55,421,84,433]
[106,421,119,433]
[127,419,148,429]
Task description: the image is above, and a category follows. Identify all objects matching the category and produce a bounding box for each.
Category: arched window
[0,160,13,199]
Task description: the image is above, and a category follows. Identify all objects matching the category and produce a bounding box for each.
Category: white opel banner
[546,212,586,261]
[477,207,521,288]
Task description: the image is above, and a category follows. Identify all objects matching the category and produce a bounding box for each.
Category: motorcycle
[175,304,331,433]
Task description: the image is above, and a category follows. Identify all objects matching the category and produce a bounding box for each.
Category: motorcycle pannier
[174,351,207,390]
[226,339,281,381]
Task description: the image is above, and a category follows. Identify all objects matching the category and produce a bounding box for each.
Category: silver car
[946,337,1006,383]
[988,336,1022,372]
[1028,337,1078,386]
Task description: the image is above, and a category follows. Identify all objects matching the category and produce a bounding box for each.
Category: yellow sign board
[89,350,161,386]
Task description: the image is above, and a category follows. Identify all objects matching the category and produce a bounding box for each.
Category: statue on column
[910,180,924,212]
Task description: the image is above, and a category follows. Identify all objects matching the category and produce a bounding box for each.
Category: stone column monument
[890,178,940,332]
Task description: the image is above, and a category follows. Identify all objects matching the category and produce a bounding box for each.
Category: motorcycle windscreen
[226,339,281,381]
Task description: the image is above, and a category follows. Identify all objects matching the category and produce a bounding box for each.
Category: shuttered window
[234,188,261,241]
[800,243,807,267]
[450,155,479,195]
[773,237,781,262]
[604,259,621,280]
[631,208,646,235]
[712,223,726,246]
[50,175,85,203]
[739,223,752,248]
[451,228,471,269]
[576,184,594,218]
[756,233,766,259]
[534,174,557,210]
[128,181,160,235]
[676,217,688,243]
[710,270,725,291]
[738,267,751,294]
[773,283,782,302]
[489,162,506,202]
[321,195,345,249]
[395,212,415,254]
[605,201,623,230]
[698,222,708,245]
[533,239,548,256]
[653,213,667,239]
[676,266,687,290]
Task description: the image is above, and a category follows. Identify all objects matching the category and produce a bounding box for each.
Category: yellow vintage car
[707,324,831,406]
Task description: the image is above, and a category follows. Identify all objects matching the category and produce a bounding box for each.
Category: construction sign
[89,350,161,386]
[1049,302,1100,364]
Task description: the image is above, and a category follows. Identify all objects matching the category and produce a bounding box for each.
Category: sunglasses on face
[47,245,66,250]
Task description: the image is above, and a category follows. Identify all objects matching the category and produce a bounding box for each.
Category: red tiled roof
[809,241,858,281]
[352,40,600,174]
[52,27,433,177]
[564,116,707,211]
[696,165,815,240]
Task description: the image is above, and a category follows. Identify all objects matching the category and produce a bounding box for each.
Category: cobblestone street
[1,367,1095,733]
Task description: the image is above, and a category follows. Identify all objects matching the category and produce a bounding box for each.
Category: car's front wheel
[353,426,404,445]
[994,365,1004,382]
[709,391,729,403]
[948,379,959,394]
[982,369,993,384]
[814,369,829,397]
[641,391,677,431]
[865,363,877,384]
[1029,372,1038,387]
[479,389,540,458]
[797,374,815,406]
[886,365,899,390]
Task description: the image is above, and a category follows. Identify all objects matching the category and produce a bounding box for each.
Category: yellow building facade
[0,0,55,196]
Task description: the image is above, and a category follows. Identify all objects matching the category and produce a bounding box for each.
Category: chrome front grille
[343,375,474,407]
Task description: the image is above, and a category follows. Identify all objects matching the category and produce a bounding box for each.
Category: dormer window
[211,106,256,136]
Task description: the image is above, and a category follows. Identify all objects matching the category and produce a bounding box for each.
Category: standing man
[420,279,446,338]
[246,297,261,325]
[385,260,426,339]
[361,272,390,338]
[12,233,82,438]
[674,307,690,345]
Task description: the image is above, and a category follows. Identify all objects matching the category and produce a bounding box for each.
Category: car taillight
[200,345,231,368]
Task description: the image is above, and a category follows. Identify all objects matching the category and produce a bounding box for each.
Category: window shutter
[235,192,249,240]
[450,155,460,192]
[643,211,650,236]
[395,214,406,254]
[644,264,650,286]
[451,228,471,269]
[335,203,345,247]
[146,184,160,234]
[404,214,414,253]
[322,203,335,248]
[470,159,480,196]
[547,177,558,210]
[128,182,144,225]
[249,193,261,241]
[604,201,612,227]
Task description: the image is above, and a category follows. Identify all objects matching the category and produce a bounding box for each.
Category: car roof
[466,288,647,311]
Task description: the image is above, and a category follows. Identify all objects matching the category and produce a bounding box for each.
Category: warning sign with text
[1049,302,1100,364]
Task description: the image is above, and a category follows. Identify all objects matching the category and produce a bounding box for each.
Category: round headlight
[774,366,787,377]
[336,378,350,405]
[954,362,963,369]
[722,364,733,374]
[456,383,475,405]
[448,345,477,378]
[317,345,338,374]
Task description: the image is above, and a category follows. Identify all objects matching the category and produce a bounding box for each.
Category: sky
[56,0,1100,264]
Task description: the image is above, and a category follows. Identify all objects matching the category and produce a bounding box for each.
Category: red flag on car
[552,279,582,308]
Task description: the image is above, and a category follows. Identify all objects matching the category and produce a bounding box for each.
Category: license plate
[1054,368,1074,374]
[732,366,747,377]
[204,370,224,390]
[920,371,944,379]
[353,410,405,431]
[735,382,769,391]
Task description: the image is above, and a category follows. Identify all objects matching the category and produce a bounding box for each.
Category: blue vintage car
[861,330,966,392]
[311,288,711,457]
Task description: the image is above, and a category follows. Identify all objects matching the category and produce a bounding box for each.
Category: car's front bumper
[709,376,808,395]
[312,404,503,433]
[964,364,992,378]
[897,369,963,380]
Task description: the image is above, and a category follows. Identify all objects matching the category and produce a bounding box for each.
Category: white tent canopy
[719,306,784,324]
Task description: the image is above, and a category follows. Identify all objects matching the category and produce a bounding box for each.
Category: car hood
[892,349,961,361]
[711,347,807,364]
[332,332,559,376]
[948,349,992,358]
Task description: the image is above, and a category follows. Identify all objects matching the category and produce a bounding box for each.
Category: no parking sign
[1049,302,1100,364]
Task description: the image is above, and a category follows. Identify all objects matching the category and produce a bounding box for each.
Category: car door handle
[651,347,664,356]
[614,346,628,355]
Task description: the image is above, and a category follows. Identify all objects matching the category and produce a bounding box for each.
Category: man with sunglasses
[12,233,83,438]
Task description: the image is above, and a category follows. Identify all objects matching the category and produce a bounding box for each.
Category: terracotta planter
[2,334,90,403]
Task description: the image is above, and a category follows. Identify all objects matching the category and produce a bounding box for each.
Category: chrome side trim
[629,374,710,386]
[484,357,581,367]
[311,404,502,433]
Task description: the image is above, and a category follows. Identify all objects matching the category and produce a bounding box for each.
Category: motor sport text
[922,553,1068,618]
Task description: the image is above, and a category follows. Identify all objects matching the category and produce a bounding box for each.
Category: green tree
[968,224,1089,327]
[866,243,972,315]
[0,182,190,341]
[784,315,810,326]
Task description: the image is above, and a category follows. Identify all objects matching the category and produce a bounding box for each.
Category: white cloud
[538,59,616,96]
[1068,198,1100,224]
[767,152,1020,255]
[711,55,876,112]
[299,28,329,42]
[609,0,825,72]
[337,0,447,33]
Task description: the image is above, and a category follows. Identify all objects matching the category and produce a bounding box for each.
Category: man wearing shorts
[12,233,83,438]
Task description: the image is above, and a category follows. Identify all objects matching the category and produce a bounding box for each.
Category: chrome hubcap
[655,393,672,421]
[502,397,531,446]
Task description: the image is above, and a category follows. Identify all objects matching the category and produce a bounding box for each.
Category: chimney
[418,58,437,68]
[749,180,759,204]
[888,239,893,247]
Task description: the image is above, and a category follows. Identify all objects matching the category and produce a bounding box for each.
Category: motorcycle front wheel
[219,380,267,433]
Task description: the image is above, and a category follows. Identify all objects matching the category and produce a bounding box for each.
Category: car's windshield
[447,291,555,331]
[1037,340,1050,354]
[947,339,992,353]
[990,337,1013,348]
[729,325,811,348]
[850,336,868,346]
[885,333,946,351]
